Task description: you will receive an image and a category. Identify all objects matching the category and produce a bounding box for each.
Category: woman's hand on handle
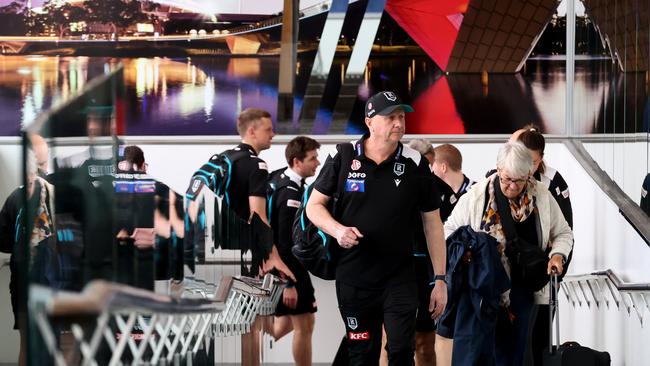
[547,254,564,275]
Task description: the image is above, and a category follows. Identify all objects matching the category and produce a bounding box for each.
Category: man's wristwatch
[433,274,447,284]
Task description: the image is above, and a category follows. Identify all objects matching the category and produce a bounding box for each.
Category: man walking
[307,91,448,365]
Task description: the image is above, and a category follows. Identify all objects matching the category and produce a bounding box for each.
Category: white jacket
[444,177,574,303]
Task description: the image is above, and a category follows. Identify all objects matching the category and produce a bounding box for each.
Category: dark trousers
[336,281,417,366]
[528,304,551,366]
[495,285,535,366]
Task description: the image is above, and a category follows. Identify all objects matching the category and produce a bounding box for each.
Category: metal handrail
[564,269,650,291]
[561,269,650,325]
[564,139,650,245]
[29,275,286,366]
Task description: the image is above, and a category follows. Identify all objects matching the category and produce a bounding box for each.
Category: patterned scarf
[480,173,537,305]
[30,177,53,262]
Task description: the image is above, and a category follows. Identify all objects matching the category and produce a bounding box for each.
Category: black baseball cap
[365,91,414,118]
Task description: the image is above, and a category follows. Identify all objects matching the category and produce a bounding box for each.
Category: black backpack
[185,148,250,205]
[291,142,354,280]
[185,148,251,252]
[266,167,294,224]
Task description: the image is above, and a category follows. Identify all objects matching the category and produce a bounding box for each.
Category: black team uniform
[224,143,271,276]
[314,136,440,365]
[269,168,317,315]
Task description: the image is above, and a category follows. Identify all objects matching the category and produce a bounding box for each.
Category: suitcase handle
[549,269,560,354]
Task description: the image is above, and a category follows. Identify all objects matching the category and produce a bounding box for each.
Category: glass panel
[572,0,650,210]
[20,63,195,294]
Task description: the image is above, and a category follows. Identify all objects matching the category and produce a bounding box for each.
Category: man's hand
[547,254,564,275]
[335,226,363,249]
[131,228,155,249]
[262,247,297,282]
[283,287,298,309]
[429,281,448,320]
[116,229,130,242]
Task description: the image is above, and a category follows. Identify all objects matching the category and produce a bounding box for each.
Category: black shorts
[414,256,437,333]
[275,272,317,316]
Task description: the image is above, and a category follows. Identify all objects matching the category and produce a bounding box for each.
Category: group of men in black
[9,88,647,366]
[216,91,579,366]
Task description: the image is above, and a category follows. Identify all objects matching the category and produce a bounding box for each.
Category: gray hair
[408,139,434,156]
[496,142,533,178]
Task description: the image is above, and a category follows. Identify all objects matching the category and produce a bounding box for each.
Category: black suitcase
[543,272,611,365]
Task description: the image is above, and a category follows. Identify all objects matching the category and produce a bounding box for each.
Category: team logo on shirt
[348,331,370,341]
[393,162,405,176]
[351,159,361,171]
[450,195,457,204]
[643,188,648,198]
[345,179,365,192]
[348,172,366,179]
[347,317,358,330]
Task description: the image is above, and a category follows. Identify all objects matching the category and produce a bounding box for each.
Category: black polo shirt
[535,168,573,228]
[269,169,311,285]
[313,135,440,289]
[443,175,475,220]
[226,143,269,221]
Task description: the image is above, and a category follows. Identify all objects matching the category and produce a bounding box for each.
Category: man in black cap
[307,91,448,365]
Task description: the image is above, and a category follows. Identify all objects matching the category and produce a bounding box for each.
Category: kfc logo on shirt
[348,331,370,341]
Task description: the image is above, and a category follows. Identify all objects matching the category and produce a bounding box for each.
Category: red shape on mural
[407,77,465,134]
[385,0,468,71]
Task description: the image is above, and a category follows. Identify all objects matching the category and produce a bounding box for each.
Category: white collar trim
[284,167,303,186]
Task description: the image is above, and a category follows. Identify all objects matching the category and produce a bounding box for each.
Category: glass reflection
[0,56,114,135]
[1,54,643,136]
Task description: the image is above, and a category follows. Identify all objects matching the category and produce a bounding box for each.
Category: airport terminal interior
[0,0,649,365]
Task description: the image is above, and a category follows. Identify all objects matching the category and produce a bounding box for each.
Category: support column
[277,0,299,125]
[566,0,575,136]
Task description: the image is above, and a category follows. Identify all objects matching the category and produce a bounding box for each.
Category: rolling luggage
[543,271,611,366]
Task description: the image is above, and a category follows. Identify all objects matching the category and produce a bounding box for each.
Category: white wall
[0,138,648,364]
[584,141,650,206]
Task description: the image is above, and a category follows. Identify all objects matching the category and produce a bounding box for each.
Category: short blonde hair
[434,144,462,171]
[496,142,533,178]
[236,108,271,137]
